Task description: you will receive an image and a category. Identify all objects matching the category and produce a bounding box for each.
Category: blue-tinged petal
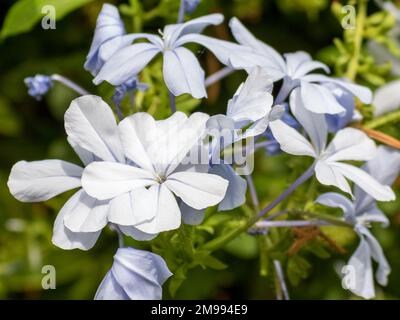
[284,51,329,79]
[180,201,205,225]
[163,47,206,98]
[300,81,345,114]
[24,75,53,100]
[8,160,82,202]
[290,87,328,154]
[210,163,247,211]
[314,161,352,196]
[118,225,158,241]
[84,4,126,75]
[94,43,161,86]
[315,192,355,219]
[95,247,172,300]
[302,74,372,104]
[65,95,125,163]
[373,79,400,116]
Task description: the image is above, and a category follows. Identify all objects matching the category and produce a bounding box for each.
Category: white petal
[67,137,95,166]
[8,160,82,202]
[65,95,125,163]
[82,162,156,200]
[52,191,101,251]
[300,81,346,114]
[324,128,377,162]
[163,47,206,98]
[227,67,273,122]
[118,113,157,173]
[290,87,327,154]
[94,43,160,85]
[314,160,352,196]
[108,189,157,226]
[315,192,355,217]
[63,190,109,232]
[165,171,228,209]
[284,51,329,78]
[134,184,182,234]
[269,120,316,157]
[330,162,395,202]
[303,74,372,104]
[210,163,247,211]
[356,203,389,227]
[95,247,172,300]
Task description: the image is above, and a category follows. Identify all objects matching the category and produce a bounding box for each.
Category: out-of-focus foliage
[0,0,399,300]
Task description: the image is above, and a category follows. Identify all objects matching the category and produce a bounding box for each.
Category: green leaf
[287,255,311,286]
[168,266,187,297]
[1,0,94,40]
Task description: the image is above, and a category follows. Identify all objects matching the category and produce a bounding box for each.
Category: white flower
[7,95,156,250]
[316,146,400,299]
[372,79,400,116]
[269,88,395,201]
[93,14,255,98]
[229,17,372,114]
[81,111,229,234]
[95,247,172,300]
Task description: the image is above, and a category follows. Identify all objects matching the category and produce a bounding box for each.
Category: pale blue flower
[111,76,148,108]
[85,4,130,76]
[95,247,172,300]
[24,75,53,100]
[94,14,256,99]
[316,146,400,299]
[324,83,358,133]
[229,17,372,114]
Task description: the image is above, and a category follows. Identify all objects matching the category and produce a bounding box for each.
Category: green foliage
[1,0,94,40]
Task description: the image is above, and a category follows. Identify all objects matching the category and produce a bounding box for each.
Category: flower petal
[269,120,316,157]
[300,81,345,114]
[324,128,377,162]
[63,190,109,233]
[290,87,327,154]
[52,191,101,251]
[180,201,205,225]
[330,162,395,202]
[284,51,329,79]
[95,247,172,300]
[107,189,157,226]
[8,160,82,202]
[65,95,125,163]
[165,171,228,209]
[163,47,206,98]
[94,43,160,85]
[315,192,355,217]
[134,184,182,234]
[315,161,352,196]
[82,162,156,200]
[303,74,372,104]
[118,225,158,241]
[210,163,247,211]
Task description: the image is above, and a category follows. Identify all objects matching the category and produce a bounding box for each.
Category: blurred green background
[0,0,399,299]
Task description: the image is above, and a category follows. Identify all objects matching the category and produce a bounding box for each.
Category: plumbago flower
[81,111,229,235]
[93,14,256,98]
[316,146,400,299]
[7,95,149,250]
[95,247,172,300]
[269,88,395,201]
[228,18,372,114]
[206,68,275,210]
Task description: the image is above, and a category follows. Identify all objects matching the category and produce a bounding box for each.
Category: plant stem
[169,91,176,114]
[364,109,400,129]
[274,260,290,300]
[178,0,185,23]
[246,175,259,211]
[205,67,235,87]
[255,220,331,228]
[51,74,89,96]
[346,0,368,81]
[202,165,315,252]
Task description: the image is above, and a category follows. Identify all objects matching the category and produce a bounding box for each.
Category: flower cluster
[12,1,400,300]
